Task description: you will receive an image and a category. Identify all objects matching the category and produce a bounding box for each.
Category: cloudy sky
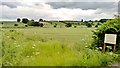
[0,0,119,21]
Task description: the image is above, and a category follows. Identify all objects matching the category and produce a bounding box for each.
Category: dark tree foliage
[25,25,28,27]
[27,19,34,26]
[86,23,92,27]
[81,19,83,22]
[39,19,43,22]
[74,25,77,28]
[92,17,120,51]
[17,18,21,22]
[14,24,18,26]
[99,19,112,23]
[39,23,44,27]
[53,23,57,28]
[1,22,3,24]
[22,18,29,24]
[95,25,98,27]
[33,22,40,26]
[65,23,72,27]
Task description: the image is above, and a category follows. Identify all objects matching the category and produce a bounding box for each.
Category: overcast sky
[0,0,119,21]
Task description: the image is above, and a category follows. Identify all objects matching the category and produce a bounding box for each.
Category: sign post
[104,34,117,52]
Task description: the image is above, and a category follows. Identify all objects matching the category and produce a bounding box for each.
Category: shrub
[33,22,40,26]
[39,19,44,22]
[92,16,120,51]
[74,25,77,28]
[65,23,72,27]
[95,25,98,27]
[1,22,3,24]
[25,25,28,27]
[14,24,18,26]
[39,23,44,27]
[53,24,57,28]
[27,20,34,26]
[17,18,21,22]
[22,18,29,24]
[86,23,92,27]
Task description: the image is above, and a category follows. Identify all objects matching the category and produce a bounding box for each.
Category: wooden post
[103,43,106,52]
[113,44,116,52]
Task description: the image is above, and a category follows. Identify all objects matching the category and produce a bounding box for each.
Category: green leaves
[92,16,120,52]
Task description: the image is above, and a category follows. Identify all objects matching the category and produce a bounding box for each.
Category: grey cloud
[46,2,116,10]
[1,2,21,8]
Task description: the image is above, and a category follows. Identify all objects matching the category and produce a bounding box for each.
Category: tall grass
[2,28,119,66]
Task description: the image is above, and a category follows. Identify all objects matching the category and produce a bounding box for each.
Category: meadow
[1,21,120,66]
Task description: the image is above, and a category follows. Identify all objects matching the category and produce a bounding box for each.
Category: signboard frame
[103,34,117,52]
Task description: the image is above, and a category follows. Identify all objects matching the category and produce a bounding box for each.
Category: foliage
[39,23,44,27]
[17,18,21,22]
[27,20,34,26]
[22,18,29,24]
[39,19,43,22]
[99,19,112,23]
[74,25,77,28]
[86,23,92,27]
[1,22,3,24]
[25,25,28,27]
[92,17,120,51]
[14,24,18,26]
[2,28,119,66]
[95,25,98,27]
[65,23,72,27]
[53,23,57,28]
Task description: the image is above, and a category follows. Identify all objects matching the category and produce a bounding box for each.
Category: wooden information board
[104,34,117,52]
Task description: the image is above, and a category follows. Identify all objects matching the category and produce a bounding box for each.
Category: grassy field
[1,22,120,66]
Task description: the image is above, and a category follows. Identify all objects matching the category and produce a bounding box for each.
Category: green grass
[2,27,119,66]
[0,24,2,67]
[1,21,119,66]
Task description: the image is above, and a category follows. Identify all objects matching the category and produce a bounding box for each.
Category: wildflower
[33,44,36,47]
[109,52,113,55]
[36,52,40,55]
[32,47,35,49]
[26,56,29,58]
[16,45,20,48]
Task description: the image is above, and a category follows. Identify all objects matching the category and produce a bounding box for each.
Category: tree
[33,22,40,26]
[53,23,57,28]
[17,18,21,22]
[1,22,3,24]
[22,18,29,24]
[86,23,92,27]
[95,25,98,27]
[39,23,44,27]
[92,16,120,51]
[14,24,18,26]
[81,19,83,22]
[39,19,43,22]
[65,23,72,27]
[99,19,112,23]
[28,19,34,26]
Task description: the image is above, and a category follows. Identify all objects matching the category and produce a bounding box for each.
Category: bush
[27,20,34,26]
[39,23,44,27]
[22,18,29,24]
[33,22,40,26]
[86,23,92,27]
[95,25,98,27]
[14,24,18,26]
[92,17,120,51]
[1,22,3,24]
[74,26,77,28]
[25,25,28,27]
[17,18,21,22]
[65,23,72,27]
[53,24,57,28]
